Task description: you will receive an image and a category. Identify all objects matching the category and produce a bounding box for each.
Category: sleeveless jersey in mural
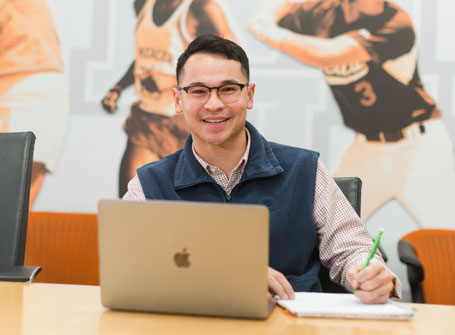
[135,0,193,115]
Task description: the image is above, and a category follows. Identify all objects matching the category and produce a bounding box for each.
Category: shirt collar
[191,128,251,179]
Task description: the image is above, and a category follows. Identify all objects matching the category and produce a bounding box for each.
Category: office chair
[0,132,41,282]
[398,229,455,305]
[318,177,362,293]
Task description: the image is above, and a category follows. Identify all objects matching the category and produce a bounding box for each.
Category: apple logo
[174,248,191,268]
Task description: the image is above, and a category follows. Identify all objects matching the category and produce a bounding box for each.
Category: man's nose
[204,89,225,110]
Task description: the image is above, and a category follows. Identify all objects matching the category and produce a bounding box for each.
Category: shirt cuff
[389,274,402,301]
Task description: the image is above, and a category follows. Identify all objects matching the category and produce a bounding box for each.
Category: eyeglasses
[178,83,249,104]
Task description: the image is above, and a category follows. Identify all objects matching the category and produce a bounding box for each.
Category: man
[0,0,69,207]
[248,0,455,228]
[101,0,236,197]
[123,34,401,303]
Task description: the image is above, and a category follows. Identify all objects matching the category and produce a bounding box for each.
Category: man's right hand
[267,267,295,302]
[101,87,121,113]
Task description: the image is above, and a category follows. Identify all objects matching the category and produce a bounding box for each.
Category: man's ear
[172,87,183,114]
[247,83,255,110]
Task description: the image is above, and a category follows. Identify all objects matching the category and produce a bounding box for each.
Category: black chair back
[334,177,362,216]
[0,132,41,281]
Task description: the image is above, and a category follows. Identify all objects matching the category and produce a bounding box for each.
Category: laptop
[97,199,272,319]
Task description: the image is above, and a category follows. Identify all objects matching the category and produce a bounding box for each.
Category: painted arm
[100,1,146,113]
[248,1,371,68]
[189,0,237,43]
[101,61,135,113]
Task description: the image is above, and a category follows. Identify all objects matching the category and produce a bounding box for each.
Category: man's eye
[220,85,237,94]
[189,88,208,95]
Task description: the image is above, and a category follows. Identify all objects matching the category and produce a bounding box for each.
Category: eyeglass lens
[187,84,244,103]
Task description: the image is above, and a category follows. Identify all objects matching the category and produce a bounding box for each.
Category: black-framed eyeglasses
[178,83,249,104]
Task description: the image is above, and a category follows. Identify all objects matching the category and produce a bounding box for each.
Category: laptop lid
[98,199,271,319]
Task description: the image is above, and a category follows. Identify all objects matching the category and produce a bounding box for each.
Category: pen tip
[379,228,384,232]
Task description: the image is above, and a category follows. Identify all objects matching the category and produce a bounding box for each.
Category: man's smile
[202,118,229,124]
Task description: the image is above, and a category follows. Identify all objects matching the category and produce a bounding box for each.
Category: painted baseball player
[101,0,236,197]
[0,0,69,206]
[249,0,455,228]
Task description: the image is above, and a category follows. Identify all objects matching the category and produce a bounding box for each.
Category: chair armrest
[0,266,41,282]
[398,240,424,283]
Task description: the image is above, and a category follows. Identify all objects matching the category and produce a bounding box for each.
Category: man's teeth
[204,119,226,123]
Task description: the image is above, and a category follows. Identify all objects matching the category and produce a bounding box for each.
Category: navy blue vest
[138,122,322,292]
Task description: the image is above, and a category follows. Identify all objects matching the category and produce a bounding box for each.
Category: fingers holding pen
[347,263,394,304]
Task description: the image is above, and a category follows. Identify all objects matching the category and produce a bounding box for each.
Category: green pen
[353,228,384,292]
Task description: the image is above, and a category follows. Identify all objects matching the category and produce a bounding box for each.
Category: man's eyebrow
[220,79,242,85]
[184,79,242,87]
[184,81,205,87]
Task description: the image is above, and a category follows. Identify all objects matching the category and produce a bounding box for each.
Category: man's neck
[193,131,248,177]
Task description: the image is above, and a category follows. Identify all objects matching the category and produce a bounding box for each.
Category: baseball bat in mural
[249,0,455,228]
[0,0,69,207]
[100,0,237,197]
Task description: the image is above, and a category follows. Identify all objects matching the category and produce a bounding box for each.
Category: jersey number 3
[354,80,377,107]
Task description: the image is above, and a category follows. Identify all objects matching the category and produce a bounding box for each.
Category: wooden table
[1,282,454,334]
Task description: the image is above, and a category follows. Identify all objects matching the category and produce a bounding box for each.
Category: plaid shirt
[124,130,401,298]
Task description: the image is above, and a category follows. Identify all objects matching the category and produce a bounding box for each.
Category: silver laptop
[98,199,272,319]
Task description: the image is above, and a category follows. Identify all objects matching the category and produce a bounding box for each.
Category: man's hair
[176,34,250,84]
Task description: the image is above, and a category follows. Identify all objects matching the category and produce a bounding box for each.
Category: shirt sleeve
[313,158,402,299]
[122,175,146,201]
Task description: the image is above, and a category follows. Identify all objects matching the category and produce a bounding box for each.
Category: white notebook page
[278,292,414,320]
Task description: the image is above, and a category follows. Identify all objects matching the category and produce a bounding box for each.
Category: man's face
[173,53,255,152]
[351,0,385,17]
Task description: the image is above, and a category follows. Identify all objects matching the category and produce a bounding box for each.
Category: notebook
[97,199,272,319]
[278,292,415,320]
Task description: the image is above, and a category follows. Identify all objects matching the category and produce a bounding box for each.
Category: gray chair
[0,132,41,282]
[318,177,363,293]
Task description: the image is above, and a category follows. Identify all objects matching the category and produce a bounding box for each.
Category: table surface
[0,282,454,335]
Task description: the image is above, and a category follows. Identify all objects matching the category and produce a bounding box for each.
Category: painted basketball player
[101,0,236,197]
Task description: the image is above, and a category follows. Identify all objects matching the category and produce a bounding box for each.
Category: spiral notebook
[278,292,415,320]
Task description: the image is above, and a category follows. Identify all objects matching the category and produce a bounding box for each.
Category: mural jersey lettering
[323,62,369,85]
[138,47,172,64]
[134,0,193,114]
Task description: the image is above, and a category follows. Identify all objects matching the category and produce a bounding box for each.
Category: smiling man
[123,34,401,304]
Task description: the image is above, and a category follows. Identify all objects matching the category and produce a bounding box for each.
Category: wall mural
[249,0,455,229]
[2,0,454,301]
